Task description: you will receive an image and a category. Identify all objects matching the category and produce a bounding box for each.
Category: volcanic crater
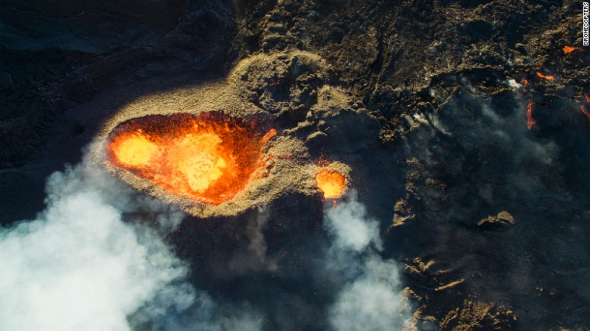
[106,112,269,205]
[91,50,356,218]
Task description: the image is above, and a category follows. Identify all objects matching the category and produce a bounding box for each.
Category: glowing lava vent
[107,113,268,205]
[316,170,346,199]
[563,45,582,55]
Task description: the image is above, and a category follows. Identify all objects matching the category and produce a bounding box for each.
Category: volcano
[2,0,590,330]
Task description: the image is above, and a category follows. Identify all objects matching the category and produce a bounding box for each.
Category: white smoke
[324,195,382,252]
[324,191,409,331]
[0,163,262,331]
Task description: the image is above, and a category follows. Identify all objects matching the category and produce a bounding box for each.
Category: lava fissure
[536,72,555,81]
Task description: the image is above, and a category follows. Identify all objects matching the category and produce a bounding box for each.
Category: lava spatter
[106,113,269,205]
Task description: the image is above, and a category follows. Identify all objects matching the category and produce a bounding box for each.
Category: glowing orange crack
[536,72,555,81]
[260,128,277,144]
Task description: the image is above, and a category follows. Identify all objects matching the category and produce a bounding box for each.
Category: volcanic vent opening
[106,113,266,205]
[316,169,346,199]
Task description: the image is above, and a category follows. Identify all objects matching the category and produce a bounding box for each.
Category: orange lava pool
[106,113,268,205]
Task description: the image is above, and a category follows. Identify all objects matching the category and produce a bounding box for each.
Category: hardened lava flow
[106,112,268,205]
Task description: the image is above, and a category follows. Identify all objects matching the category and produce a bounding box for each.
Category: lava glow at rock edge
[107,113,268,205]
[526,99,536,130]
[563,45,582,55]
[536,72,555,81]
[316,170,346,199]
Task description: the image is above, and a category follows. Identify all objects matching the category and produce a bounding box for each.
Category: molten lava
[526,99,536,130]
[316,170,346,199]
[536,72,555,81]
[261,128,277,144]
[107,113,269,205]
[563,45,582,55]
[111,133,159,167]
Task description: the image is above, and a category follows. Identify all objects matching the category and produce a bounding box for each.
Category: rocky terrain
[1,0,589,330]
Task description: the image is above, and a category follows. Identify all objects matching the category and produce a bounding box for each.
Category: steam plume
[0,163,261,331]
[323,191,409,331]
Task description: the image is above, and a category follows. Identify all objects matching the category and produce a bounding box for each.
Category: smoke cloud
[0,147,407,330]
[0,163,262,331]
[400,87,566,218]
[324,194,382,252]
[323,191,409,331]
